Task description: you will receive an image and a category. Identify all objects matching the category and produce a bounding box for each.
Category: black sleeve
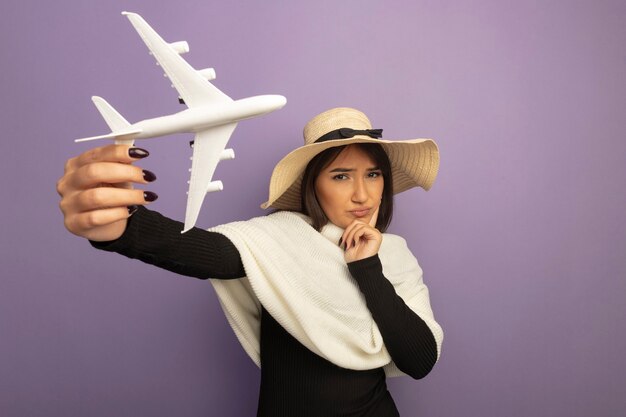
[90,206,245,280]
[347,254,438,379]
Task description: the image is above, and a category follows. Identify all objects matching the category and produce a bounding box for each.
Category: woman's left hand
[341,207,382,263]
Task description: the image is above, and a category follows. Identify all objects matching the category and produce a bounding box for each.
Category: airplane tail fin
[75,96,139,145]
[92,96,130,130]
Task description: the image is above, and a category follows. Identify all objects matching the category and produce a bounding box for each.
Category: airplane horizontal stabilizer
[75,128,143,143]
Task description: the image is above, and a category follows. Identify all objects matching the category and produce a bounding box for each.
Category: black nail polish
[129,148,149,159]
[143,191,158,202]
[127,205,139,216]
[142,170,157,182]
[338,237,343,247]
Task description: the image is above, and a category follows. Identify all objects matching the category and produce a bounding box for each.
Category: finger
[347,228,367,251]
[344,222,368,250]
[69,162,155,190]
[341,220,371,246]
[64,206,132,235]
[340,220,362,248]
[369,206,380,228]
[58,175,133,199]
[67,144,149,172]
[62,187,156,213]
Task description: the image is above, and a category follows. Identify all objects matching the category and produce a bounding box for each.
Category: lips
[350,208,370,218]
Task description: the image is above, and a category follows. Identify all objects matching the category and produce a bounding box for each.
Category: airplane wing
[122,12,232,108]
[183,123,237,232]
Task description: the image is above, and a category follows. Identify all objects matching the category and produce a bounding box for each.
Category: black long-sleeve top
[92,207,438,417]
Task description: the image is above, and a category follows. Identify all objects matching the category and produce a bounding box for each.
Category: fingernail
[338,237,343,246]
[143,191,158,202]
[143,170,157,182]
[127,205,139,216]
[129,148,149,159]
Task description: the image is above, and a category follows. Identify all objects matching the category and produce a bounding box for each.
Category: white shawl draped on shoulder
[208,211,443,377]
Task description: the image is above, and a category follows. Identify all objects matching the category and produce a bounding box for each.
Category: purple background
[1,1,625,416]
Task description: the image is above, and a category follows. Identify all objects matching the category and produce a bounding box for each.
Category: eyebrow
[328,166,380,173]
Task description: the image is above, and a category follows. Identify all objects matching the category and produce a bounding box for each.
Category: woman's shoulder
[249,210,312,229]
[381,232,409,249]
[209,210,313,242]
[379,232,420,270]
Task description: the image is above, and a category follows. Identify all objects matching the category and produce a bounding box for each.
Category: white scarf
[209,211,443,377]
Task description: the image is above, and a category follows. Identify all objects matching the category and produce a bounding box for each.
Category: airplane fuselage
[132,94,286,139]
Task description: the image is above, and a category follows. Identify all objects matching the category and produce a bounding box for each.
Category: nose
[351,177,368,203]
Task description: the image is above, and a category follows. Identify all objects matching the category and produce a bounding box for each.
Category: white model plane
[76,11,286,232]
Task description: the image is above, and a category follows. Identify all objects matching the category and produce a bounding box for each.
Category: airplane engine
[219,149,235,161]
[206,181,223,193]
[198,68,216,81]
[169,41,189,54]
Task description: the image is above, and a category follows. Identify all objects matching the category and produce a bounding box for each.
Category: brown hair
[300,143,394,232]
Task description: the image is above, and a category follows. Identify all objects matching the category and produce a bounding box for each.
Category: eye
[332,174,348,180]
[368,171,382,178]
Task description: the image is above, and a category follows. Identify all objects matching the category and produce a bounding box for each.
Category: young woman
[58,107,443,416]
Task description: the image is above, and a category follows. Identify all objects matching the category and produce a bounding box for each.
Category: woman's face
[314,145,384,229]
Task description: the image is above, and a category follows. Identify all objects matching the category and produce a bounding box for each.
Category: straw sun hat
[261,107,440,211]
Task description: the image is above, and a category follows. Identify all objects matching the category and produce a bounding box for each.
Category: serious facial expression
[314,145,384,229]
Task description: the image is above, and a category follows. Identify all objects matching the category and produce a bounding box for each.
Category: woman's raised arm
[58,144,244,280]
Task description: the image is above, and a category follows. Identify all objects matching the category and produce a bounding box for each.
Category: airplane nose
[270,95,287,110]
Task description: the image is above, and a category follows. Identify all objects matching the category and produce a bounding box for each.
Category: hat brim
[261,136,439,211]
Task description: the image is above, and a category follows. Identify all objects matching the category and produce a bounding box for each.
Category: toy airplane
[76,11,287,232]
